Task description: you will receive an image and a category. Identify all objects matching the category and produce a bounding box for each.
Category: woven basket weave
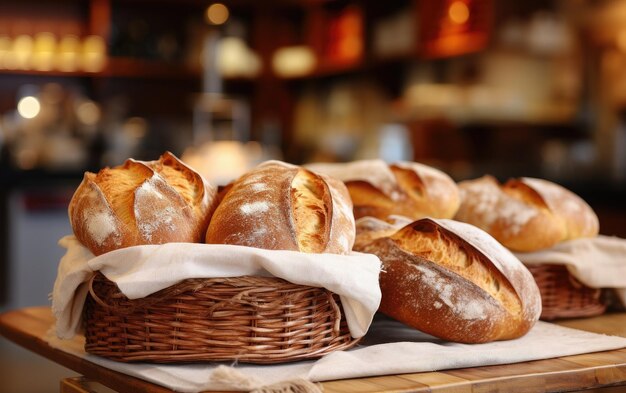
[84,273,359,364]
[526,264,606,320]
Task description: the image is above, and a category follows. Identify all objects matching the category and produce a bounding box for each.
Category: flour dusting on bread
[85,209,118,246]
[69,152,217,255]
[414,264,488,320]
[206,161,355,254]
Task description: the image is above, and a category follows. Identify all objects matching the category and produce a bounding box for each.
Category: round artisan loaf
[69,151,218,256]
[306,159,460,220]
[455,176,599,252]
[205,160,355,254]
[354,217,542,343]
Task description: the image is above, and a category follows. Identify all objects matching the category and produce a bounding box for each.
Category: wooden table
[1,307,625,393]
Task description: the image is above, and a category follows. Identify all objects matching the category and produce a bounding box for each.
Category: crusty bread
[306,160,460,220]
[205,161,355,254]
[354,216,411,250]
[355,217,542,343]
[455,176,599,252]
[69,152,218,256]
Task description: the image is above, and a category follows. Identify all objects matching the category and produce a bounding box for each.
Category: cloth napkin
[44,314,626,393]
[51,236,382,339]
[515,235,626,304]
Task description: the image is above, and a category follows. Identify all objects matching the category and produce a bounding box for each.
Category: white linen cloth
[52,236,382,339]
[515,235,626,304]
[44,315,626,392]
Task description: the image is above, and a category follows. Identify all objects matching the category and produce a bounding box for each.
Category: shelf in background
[102,57,201,79]
[0,57,201,80]
[280,56,412,81]
[0,68,98,78]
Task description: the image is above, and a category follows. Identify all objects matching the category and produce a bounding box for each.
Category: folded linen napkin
[52,235,382,339]
[515,235,626,304]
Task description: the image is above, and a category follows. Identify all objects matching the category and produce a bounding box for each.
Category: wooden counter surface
[1,307,625,393]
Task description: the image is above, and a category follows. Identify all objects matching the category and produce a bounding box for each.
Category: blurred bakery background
[1,0,626,335]
[0,0,626,390]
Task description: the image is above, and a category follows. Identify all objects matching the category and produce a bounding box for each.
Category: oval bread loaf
[355,217,542,343]
[205,161,355,254]
[455,176,599,252]
[307,159,460,220]
[69,152,218,256]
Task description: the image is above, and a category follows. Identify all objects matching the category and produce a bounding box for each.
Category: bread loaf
[355,217,541,343]
[307,160,460,220]
[205,161,355,254]
[354,215,412,250]
[69,152,218,256]
[455,176,599,252]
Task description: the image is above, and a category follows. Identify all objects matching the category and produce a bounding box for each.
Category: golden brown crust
[354,216,404,250]
[348,181,396,221]
[512,178,599,241]
[205,161,355,254]
[388,162,460,219]
[355,218,541,343]
[68,152,218,256]
[455,176,599,252]
[291,169,332,253]
[307,159,460,221]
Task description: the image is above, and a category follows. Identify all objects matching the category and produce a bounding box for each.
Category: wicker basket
[84,273,359,364]
[526,264,606,320]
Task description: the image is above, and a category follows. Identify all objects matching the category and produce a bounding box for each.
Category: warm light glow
[82,35,106,72]
[33,32,57,71]
[0,35,10,69]
[182,141,250,185]
[123,117,148,138]
[206,3,229,25]
[17,96,41,119]
[76,101,101,125]
[217,37,261,78]
[272,46,316,77]
[57,35,80,72]
[12,35,34,70]
[448,1,470,24]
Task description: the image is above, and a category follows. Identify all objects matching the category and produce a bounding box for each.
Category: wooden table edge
[1,307,626,393]
[0,308,187,393]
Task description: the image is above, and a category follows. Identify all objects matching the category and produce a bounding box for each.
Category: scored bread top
[291,168,332,253]
[430,218,542,327]
[307,159,460,220]
[69,152,217,256]
[390,221,522,320]
[456,175,598,251]
[391,161,461,219]
[456,176,542,236]
[355,217,541,342]
[516,178,599,240]
[205,161,355,254]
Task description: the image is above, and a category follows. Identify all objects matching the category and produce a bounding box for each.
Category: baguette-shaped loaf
[307,160,460,220]
[205,161,355,254]
[455,176,599,252]
[69,152,218,256]
[355,217,541,343]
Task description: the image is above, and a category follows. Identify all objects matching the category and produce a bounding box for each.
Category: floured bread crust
[355,218,541,343]
[69,152,218,256]
[455,176,599,252]
[307,159,460,220]
[205,161,355,254]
